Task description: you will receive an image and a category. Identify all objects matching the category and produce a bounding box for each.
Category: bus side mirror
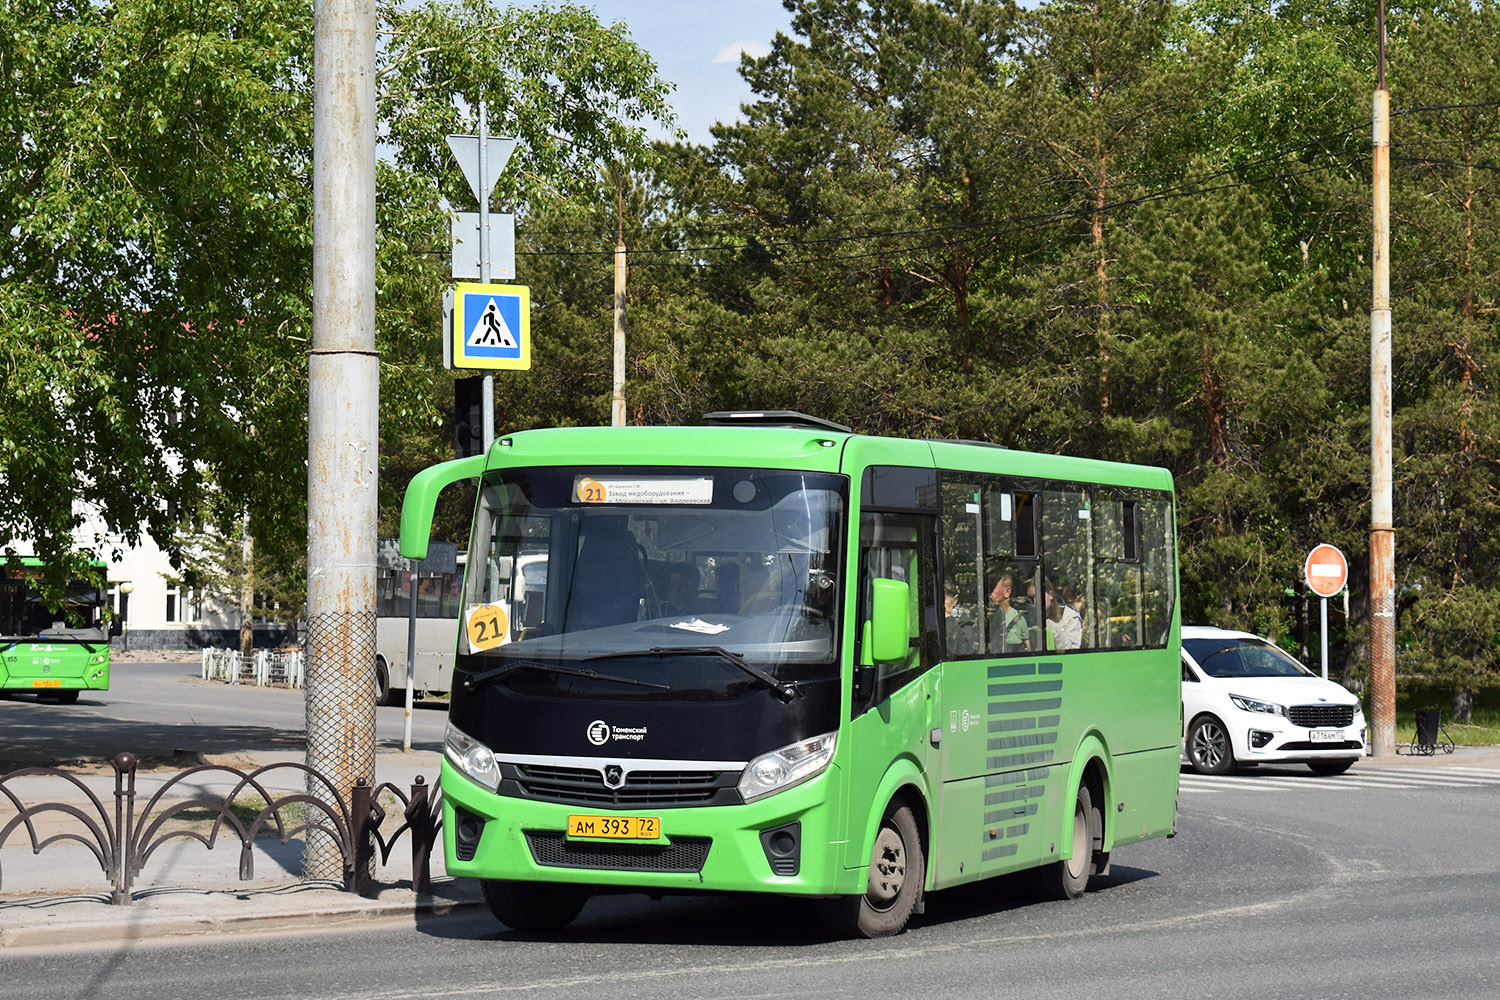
[869,578,911,663]
[400,454,486,560]
[109,618,123,638]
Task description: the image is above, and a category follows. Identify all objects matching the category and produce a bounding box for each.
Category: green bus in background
[400,412,1180,937]
[0,558,115,703]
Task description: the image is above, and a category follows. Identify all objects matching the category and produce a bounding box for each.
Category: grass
[1387,680,1500,747]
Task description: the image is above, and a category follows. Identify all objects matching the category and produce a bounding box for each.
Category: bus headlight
[445,722,500,790]
[738,732,836,803]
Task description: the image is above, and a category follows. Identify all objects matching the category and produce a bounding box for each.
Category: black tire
[818,802,925,938]
[374,657,394,707]
[52,690,80,705]
[1186,715,1235,775]
[1036,783,1099,901]
[481,879,588,932]
[1307,759,1355,776]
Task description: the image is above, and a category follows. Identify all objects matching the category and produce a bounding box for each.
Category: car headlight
[1229,694,1285,717]
[445,721,500,790]
[738,732,837,803]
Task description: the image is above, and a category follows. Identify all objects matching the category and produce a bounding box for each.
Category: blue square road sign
[452,283,530,371]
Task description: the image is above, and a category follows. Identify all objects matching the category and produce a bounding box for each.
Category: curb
[0,889,485,949]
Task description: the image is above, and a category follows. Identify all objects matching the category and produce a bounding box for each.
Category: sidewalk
[0,748,485,949]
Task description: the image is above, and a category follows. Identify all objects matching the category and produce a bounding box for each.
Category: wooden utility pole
[612,178,627,427]
[1370,2,1397,756]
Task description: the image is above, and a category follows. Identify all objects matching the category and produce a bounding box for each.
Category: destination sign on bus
[572,476,714,505]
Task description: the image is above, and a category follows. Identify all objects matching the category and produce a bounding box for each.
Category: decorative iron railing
[0,752,442,904]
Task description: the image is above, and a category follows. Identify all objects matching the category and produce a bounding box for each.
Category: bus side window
[1041,488,1091,651]
[855,511,938,712]
[1138,495,1176,648]
[1093,494,1143,648]
[939,477,984,659]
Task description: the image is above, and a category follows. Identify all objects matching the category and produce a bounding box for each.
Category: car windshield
[1184,636,1315,679]
[458,466,846,697]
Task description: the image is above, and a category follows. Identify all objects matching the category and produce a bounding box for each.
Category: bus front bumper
[439,757,860,896]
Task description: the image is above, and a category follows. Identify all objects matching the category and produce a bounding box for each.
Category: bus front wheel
[818,801,924,938]
[481,879,588,932]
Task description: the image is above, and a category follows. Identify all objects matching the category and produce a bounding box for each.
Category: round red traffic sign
[1304,544,1349,598]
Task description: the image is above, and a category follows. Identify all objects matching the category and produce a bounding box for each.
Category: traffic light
[454,376,485,459]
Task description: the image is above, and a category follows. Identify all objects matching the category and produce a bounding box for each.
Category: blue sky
[584,2,794,144]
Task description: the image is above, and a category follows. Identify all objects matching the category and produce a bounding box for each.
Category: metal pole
[1321,596,1329,681]
[1369,2,1397,757]
[479,102,495,452]
[612,239,627,426]
[307,0,379,878]
[403,561,418,752]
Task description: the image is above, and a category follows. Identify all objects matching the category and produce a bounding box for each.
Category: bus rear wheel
[817,801,924,938]
[374,657,395,707]
[52,690,80,705]
[1036,783,1098,901]
[481,879,588,932]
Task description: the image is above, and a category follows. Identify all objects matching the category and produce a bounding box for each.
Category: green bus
[0,558,115,703]
[400,412,1180,937]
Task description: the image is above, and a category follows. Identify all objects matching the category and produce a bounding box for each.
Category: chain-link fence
[302,610,378,879]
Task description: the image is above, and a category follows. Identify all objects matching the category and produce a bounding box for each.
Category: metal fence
[200,648,307,688]
[0,753,441,904]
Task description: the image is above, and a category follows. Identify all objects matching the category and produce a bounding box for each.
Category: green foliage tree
[0,0,673,600]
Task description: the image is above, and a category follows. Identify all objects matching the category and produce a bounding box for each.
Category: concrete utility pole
[306,0,379,877]
[1370,2,1397,757]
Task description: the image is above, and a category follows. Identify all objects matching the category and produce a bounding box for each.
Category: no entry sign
[1304,544,1349,598]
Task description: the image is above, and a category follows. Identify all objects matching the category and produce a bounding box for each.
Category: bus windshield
[0,565,107,640]
[459,467,846,697]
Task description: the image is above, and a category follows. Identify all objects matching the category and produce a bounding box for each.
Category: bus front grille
[524,832,711,873]
[1287,705,1355,728]
[506,763,739,808]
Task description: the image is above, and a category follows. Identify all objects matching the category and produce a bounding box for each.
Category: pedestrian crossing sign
[452,282,531,370]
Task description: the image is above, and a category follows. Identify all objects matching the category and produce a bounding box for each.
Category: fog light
[454,806,485,862]
[759,821,801,877]
[1250,730,1273,749]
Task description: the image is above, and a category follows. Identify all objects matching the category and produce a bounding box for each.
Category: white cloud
[712,40,769,64]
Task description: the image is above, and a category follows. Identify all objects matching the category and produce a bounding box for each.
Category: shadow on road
[0,699,306,771]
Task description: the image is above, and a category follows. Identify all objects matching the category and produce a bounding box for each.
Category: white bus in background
[374,540,463,705]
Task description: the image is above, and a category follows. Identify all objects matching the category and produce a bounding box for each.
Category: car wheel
[481,879,588,932]
[1187,715,1234,775]
[817,801,925,938]
[1307,759,1354,776]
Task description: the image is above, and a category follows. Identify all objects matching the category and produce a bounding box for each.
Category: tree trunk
[1451,685,1473,724]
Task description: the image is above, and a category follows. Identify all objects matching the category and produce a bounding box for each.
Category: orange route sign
[1304,544,1349,598]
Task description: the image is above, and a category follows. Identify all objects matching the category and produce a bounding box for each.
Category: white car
[1181,626,1367,775]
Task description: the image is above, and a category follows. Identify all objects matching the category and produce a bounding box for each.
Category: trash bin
[1414,709,1441,755]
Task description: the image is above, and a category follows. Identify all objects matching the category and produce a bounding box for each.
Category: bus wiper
[591,646,802,703]
[462,658,671,691]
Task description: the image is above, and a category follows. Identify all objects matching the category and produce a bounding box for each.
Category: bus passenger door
[847,512,941,874]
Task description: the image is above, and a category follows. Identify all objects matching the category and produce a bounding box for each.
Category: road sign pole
[477,102,496,454]
[1321,596,1329,680]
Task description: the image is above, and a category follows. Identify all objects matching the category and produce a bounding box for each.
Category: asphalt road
[5,760,1500,999]
[0,660,450,770]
